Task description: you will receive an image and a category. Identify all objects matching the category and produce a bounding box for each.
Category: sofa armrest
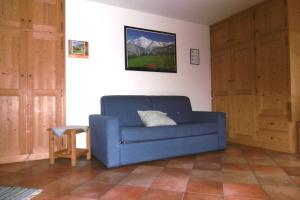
[192,111,227,150]
[89,114,121,168]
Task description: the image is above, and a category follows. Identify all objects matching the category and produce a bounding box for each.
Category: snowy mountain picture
[125,26,177,73]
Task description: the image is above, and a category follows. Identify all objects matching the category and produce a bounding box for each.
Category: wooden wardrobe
[0,0,65,163]
[211,0,300,153]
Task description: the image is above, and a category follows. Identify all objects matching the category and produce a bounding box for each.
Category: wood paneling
[288,0,300,122]
[211,21,230,51]
[255,0,287,36]
[0,26,27,159]
[211,0,300,153]
[258,115,288,132]
[0,0,26,28]
[32,96,57,154]
[232,95,256,136]
[255,32,289,117]
[0,27,25,90]
[211,9,254,52]
[231,43,255,95]
[0,0,65,163]
[212,96,232,138]
[230,10,254,45]
[28,32,64,154]
[29,32,63,90]
[212,40,256,141]
[28,0,64,33]
[0,96,25,157]
[231,43,256,138]
[212,49,231,96]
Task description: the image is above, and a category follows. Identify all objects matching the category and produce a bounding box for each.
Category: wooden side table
[48,126,91,167]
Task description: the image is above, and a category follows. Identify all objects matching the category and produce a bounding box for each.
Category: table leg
[67,134,71,154]
[49,130,55,165]
[86,127,91,160]
[71,130,77,167]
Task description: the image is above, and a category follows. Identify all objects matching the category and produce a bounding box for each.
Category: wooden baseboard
[0,153,49,164]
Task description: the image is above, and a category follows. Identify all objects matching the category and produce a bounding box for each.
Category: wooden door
[213,96,232,139]
[0,0,26,28]
[212,49,233,137]
[211,21,230,51]
[231,43,257,140]
[230,10,254,45]
[256,32,290,118]
[212,50,231,97]
[27,31,64,155]
[255,0,287,36]
[27,0,64,33]
[0,27,28,162]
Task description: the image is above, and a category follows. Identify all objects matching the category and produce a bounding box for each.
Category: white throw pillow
[137,110,177,127]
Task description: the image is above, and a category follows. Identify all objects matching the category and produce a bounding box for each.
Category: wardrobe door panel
[231,43,256,137]
[211,21,230,51]
[255,0,287,36]
[231,43,255,95]
[0,0,65,163]
[232,95,256,137]
[28,0,64,33]
[27,32,64,154]
[212,49,231,96]
[213,96,233,138]
[0,28,25,90]
[256,32,289,116]
[0,27,27,163]
[0,96,26,160]
[0,0,26,28]
[231,10,254,44]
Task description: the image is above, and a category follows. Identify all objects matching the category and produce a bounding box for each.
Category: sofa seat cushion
[177,122,218,138]
[121,126,177,143]
[121,122,218,143]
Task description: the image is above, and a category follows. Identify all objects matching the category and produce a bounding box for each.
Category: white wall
[66,0,212,146]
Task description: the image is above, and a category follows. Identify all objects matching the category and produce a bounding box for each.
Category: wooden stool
[48,126,91,167]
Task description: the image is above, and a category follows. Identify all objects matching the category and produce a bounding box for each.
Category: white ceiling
[88,0,265,25]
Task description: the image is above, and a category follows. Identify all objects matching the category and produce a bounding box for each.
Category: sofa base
[118,133,219,167]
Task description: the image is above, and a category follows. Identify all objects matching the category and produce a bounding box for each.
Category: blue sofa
[89,95,226,168]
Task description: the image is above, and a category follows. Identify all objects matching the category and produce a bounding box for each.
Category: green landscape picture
[125,26,177,73]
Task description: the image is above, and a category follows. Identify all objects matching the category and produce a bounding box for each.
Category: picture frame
[190,48,200,65]
[68,40,89,58]
[124,26,177,73]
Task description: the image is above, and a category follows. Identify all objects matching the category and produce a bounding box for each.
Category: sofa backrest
[101,95,152,126]
[150,96,193,124]
[101,95,193,126]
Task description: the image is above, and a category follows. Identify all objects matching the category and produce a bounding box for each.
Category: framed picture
[124,26,177,73]
[190,48,200,65]
[68,40,89,58]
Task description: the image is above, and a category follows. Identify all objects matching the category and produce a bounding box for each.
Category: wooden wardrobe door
[0,27,27,162]
[231,43,256,139]
[211,21,230,51]
[256,32,290,117]
[213,96,232,137]
[27,32,64,154]
[212,50,231,97]
[0,0,26,28]
[27,0,64,33]
[212,49,233,137]
[230,10,254,45]
[255,0,287,36]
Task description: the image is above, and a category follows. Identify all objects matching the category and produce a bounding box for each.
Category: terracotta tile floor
[1,144,300,199]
